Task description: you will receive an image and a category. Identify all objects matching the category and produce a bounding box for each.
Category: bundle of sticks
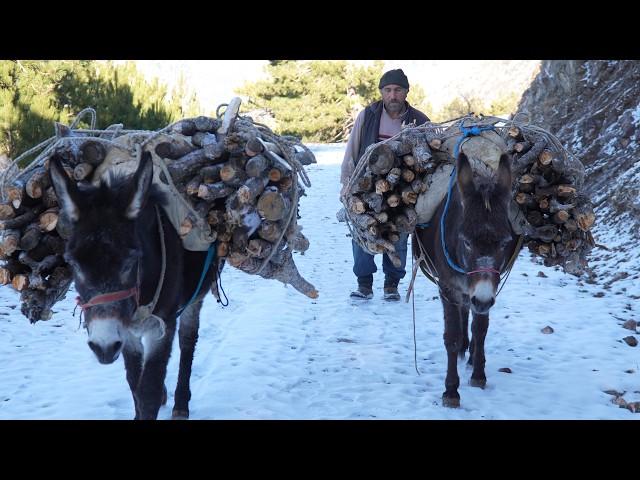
[341,128,443,267]
[506,125,595,274]
[341,116,596,275]
[0,100,318,323]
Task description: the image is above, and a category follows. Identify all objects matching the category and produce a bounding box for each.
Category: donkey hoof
[172,408,189,420]
[442,395,460,408]
[161,385,168,406]
[469,377,486,389]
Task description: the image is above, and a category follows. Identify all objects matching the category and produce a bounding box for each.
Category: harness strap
[176,241,217,317]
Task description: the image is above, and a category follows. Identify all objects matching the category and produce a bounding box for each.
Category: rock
[622,319,637,331]
[498,367,512,373]
[603,389,625,397]
[536,271,548,278]
[622,336,638,347]
[626,402,640,413]
[541,326,555,334]
[612,396,628,408]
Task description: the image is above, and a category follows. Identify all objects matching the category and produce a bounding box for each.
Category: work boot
[383,278,401,301]
[350,276,373,300]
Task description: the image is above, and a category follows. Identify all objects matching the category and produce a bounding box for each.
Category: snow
[1,144,639,420]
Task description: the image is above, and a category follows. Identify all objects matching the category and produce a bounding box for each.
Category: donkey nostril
[113,341,123,353]
[88,341,99,353]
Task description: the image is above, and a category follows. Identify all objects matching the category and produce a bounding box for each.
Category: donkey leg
[172,299,203,420]
[136,321,177,420]
[469,313,489,388]
[459,305,470,361]
[122,341,143,420]
[441,298,463,408]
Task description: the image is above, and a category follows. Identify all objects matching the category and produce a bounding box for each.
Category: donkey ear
[49,155,81,222]
[456,151,475,199]
[125,151,154,219]
[496,153,512,193]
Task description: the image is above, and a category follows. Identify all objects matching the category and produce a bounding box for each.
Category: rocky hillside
[517,60,640,287]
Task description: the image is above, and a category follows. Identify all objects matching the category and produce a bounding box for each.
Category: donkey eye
[463,239,472,250]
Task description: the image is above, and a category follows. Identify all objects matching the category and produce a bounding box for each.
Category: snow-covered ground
[1,144,638,420]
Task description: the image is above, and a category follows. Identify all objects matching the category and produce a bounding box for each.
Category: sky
[126,60,540,114]
[0,144,638,420]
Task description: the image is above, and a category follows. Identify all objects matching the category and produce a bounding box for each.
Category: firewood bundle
[506,125,596,275]
[341,116,596,276]
[340,127,446,267]
[0,100,318,323]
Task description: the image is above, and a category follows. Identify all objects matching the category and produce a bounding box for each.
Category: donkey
[413,151,520,408]
[49,151,216,419]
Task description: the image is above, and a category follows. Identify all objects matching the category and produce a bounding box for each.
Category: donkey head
[455,151,515,314]
[50,152,154,364]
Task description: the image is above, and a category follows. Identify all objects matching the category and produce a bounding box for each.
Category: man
[340,69,430,301]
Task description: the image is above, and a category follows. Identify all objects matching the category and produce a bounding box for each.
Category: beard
[384,100,405,114]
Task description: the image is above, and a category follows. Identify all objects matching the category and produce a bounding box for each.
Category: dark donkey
[413,151,520,408]
[49,151,216,419]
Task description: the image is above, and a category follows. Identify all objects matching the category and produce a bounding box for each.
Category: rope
[176,241,216,317]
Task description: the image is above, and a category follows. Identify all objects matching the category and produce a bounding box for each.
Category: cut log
[386,167,402,187]
[401,186,418,205]
[172,119,198,136]
[216,241,229,258]
[402,154,416,167]
[245,137,264,157]
[386,193,401,208]
[258,221,283,243]
[247,238,273,259]
[351,172,374,194]
[552,210,570,224]
[197,182,235,202]
[573,202,595,232]
[154,140,197,160]
[348,195,367,214]
[193,116,219,133]
[25,168,51,199]
[538,149,554,166]
[0,267,11,285]
[18,251,61,291]
[186,174,203,196]
[375,179,391,195]
[0,203,15,220]
[362,192,384,213]
[257,190,291,221]
[38,208,59,232]
[18,223,43,251]
[80,141,107,165]
[0,229,20,257]
[199,165,222,184]
[207,209,226,227]
[245,154,270,177]
[401,168,416,183]
[166,149,215,184]
[12,274,29,291]
[237,176,269,205]
[368,144,396,175]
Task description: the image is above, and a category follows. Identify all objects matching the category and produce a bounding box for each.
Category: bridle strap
[77,287,138,311]
[466,267,501,276]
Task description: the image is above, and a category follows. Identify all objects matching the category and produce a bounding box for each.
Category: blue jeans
[351,232,409,284]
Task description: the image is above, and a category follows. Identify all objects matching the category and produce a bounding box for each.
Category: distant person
[340,69,430,301]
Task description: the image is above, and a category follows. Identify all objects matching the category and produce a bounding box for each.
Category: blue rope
[441,122,497,274]
[176,242,217,317]
[416,222,430,228]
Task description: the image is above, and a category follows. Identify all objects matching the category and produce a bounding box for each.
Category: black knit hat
[378,69,409,89]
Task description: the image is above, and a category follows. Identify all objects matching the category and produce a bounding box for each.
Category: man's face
[380,84,408,114]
